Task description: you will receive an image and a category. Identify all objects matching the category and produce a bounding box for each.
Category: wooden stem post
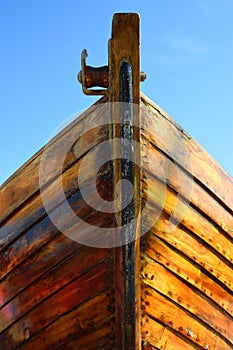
[108,13,141,350]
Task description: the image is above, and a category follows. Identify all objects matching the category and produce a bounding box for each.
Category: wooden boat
[0,13,232,350]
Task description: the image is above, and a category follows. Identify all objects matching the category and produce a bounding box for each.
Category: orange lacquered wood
[141,134,233,240]
[30,292,115,350]
[141,258,232,340]
[142,233,233,317]
[0,248,112,332]
[141,285,232,349]
[0,233,80,306]
[142,316,198,350]
[0,92,115,349]
[140,94,233,349]
[1,260,114,349]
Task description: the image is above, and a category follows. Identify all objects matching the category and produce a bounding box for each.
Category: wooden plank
[0,213,58,281]
[141,256,232,342]
[143,210,233,294]
[109,13,141,350]
[0,247,112,332]
[55,322,116,350]
[142,285,232,349]
[140,93,233,213]
[0,233,80,307]
[2,290,115,350]
[143,345,160,350]
[142,317,199,349]
[141,173,233,268]
[141,136,233,239]
[0,258,113,348]
[141,233,233,318]
[0,120,110,251]
[0,96,107,223]
[0,147,114,280]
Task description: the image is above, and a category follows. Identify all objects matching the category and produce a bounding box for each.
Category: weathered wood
[141,257,232,341]
[140,93,233,349]
[0,248,111,332]
[0,96,107,223]
[141,170,232,265]
[0,146,114,280]
[109,13,141,350]
[142,317,199,349]
[141,286,232,349]
[20,291,115,350]
[0,13,233,350]
[142,216,232,295]
[0,118,110,252]
[141,134,233,239]
[0,259,114,348]
[0,233,80,307]
[55,322,116,350]
[141,233,233,317]
[141,94,233,213]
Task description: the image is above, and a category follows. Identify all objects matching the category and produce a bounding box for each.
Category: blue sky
[0,0,232,185]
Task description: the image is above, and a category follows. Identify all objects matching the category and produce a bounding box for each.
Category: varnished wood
[140,94,233,349]
[141,286,232,349]
[0,96,107,224]
[142,233,233,317]
[0,13,232,350]
[140,93,233,214]
[0,95,116,349]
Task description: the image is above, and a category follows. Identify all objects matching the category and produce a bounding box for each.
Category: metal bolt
[140,72,147,82]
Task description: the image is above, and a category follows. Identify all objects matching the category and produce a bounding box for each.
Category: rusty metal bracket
[77,49,109,95]
[78,49,146,96]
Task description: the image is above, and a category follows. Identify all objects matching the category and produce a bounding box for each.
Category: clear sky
[0,0,232,185]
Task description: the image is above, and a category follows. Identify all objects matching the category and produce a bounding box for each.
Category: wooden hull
[0,92,232,349]
[140,94,233,349]
[0,98,116,349]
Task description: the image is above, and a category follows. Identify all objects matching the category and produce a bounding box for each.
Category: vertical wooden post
[108,13,141,350]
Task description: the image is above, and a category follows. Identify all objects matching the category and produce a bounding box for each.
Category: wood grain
[0,258,114,349]
[140,93,233,349]
[109,13,141,350]
[141,285,232,349]
[0,96,107,223]
[141,135,233,239]
[141,93,233,213]
[141,233,233,318]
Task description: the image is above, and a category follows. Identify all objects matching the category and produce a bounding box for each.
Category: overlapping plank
[141,256,232,342]
[140,93,233,213]
[0,233,80,307]
[143,212,232,294]
[0,146,114,280]
[141,285,232,349]
[0,123,110,252]
[141,135,233,240]
[141,177,233,289]
[141,233,233,317]
[142,316,199,349]
[141,146,233,265]
[0,247,111,332]
[55,321,116,350]
[3,290,115,350]
[0,96,108,223]
[0,258,113,348]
